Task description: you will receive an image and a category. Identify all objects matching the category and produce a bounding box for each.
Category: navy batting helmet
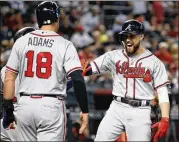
[14,27,36,42]
[36,1,60,28]
[119,19,145,41]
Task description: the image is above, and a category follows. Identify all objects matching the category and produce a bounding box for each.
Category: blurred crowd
[0,1,178,141]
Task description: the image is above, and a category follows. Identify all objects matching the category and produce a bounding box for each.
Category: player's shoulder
[56,37,75,50]
[15,34,26,43]
[106,48,125,58]
[57,36,73,45]
[14,31,32,45]
[12,34,28,51]
[106,48,123,55]
[148,50,164,64]
[43,32,74,48]
[144,50,166,69]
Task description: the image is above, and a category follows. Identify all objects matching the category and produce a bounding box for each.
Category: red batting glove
[82,66,91,76]
[80,58,91,76]
[151,117,169,141]
[8,122,16,130]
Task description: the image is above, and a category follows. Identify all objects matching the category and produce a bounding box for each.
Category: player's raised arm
[81,52,113,76]
[66,52,113,90]
[66,52,113,91]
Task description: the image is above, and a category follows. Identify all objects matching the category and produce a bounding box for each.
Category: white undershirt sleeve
[156,86,169,104]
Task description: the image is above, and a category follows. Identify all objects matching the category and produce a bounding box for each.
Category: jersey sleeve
[153,60,170,90]
[0,67,6,83]
[90,52,113,74]
[63,42,82,76]
[6,41,20,74]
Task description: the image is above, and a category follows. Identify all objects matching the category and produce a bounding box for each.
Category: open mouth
[126,42,134,49]
[127,44,133,48]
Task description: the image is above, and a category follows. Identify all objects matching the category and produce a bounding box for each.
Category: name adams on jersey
[28,37,54,48]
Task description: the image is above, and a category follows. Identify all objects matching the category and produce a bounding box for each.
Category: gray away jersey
[91,49,169,100]
[6,30,82,96]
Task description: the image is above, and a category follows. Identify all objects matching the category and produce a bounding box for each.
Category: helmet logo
[125,24,133,31]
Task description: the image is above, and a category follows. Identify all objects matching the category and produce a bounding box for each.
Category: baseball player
[81,20,170,141]
[0,27,36,141]
[2,1,89,141]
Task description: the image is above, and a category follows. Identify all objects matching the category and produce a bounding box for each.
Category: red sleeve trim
[154,81,170,90]
[6,66,18,74]
[93,61,100,74]
[66,67,82,76]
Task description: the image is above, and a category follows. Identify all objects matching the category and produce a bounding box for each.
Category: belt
[114,96,151,107]
[20,93,64,100]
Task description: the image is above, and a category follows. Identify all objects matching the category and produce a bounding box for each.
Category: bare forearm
[3,80,15,100]
[3,71,17,100]
[159,102,170,118]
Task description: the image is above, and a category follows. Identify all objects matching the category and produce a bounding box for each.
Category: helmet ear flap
[140,24,145,34]
[118,34,125,42]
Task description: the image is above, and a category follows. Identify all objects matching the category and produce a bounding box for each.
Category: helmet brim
[118,31,142,41]
[118,31,140,35]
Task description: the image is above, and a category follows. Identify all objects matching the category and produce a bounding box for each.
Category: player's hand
[80,58,91,76]
[3,109,16,129]
[79,112,88,134]
[82,66,91,76]
[7,121,16,130]
[2,100,16,129]
[151,117,169,141]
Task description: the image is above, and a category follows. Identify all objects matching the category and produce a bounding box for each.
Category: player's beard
[125,41,140,56]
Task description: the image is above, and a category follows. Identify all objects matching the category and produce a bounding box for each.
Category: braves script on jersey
[91,48,169,100]
[6,30,82,96]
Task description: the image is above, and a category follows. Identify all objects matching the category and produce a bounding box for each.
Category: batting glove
[2,99,16,129]
[151,117,169,141]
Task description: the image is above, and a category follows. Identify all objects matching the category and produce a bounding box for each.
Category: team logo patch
[124,24,135,32]
[115,60,152,82]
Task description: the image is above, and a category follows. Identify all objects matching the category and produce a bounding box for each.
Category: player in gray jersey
[2,1,89,141]
[1,27,88,141]
[75,19,170,141]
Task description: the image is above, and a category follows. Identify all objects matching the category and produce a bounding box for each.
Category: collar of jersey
[34,30,58,35]
[123,49,152,59]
